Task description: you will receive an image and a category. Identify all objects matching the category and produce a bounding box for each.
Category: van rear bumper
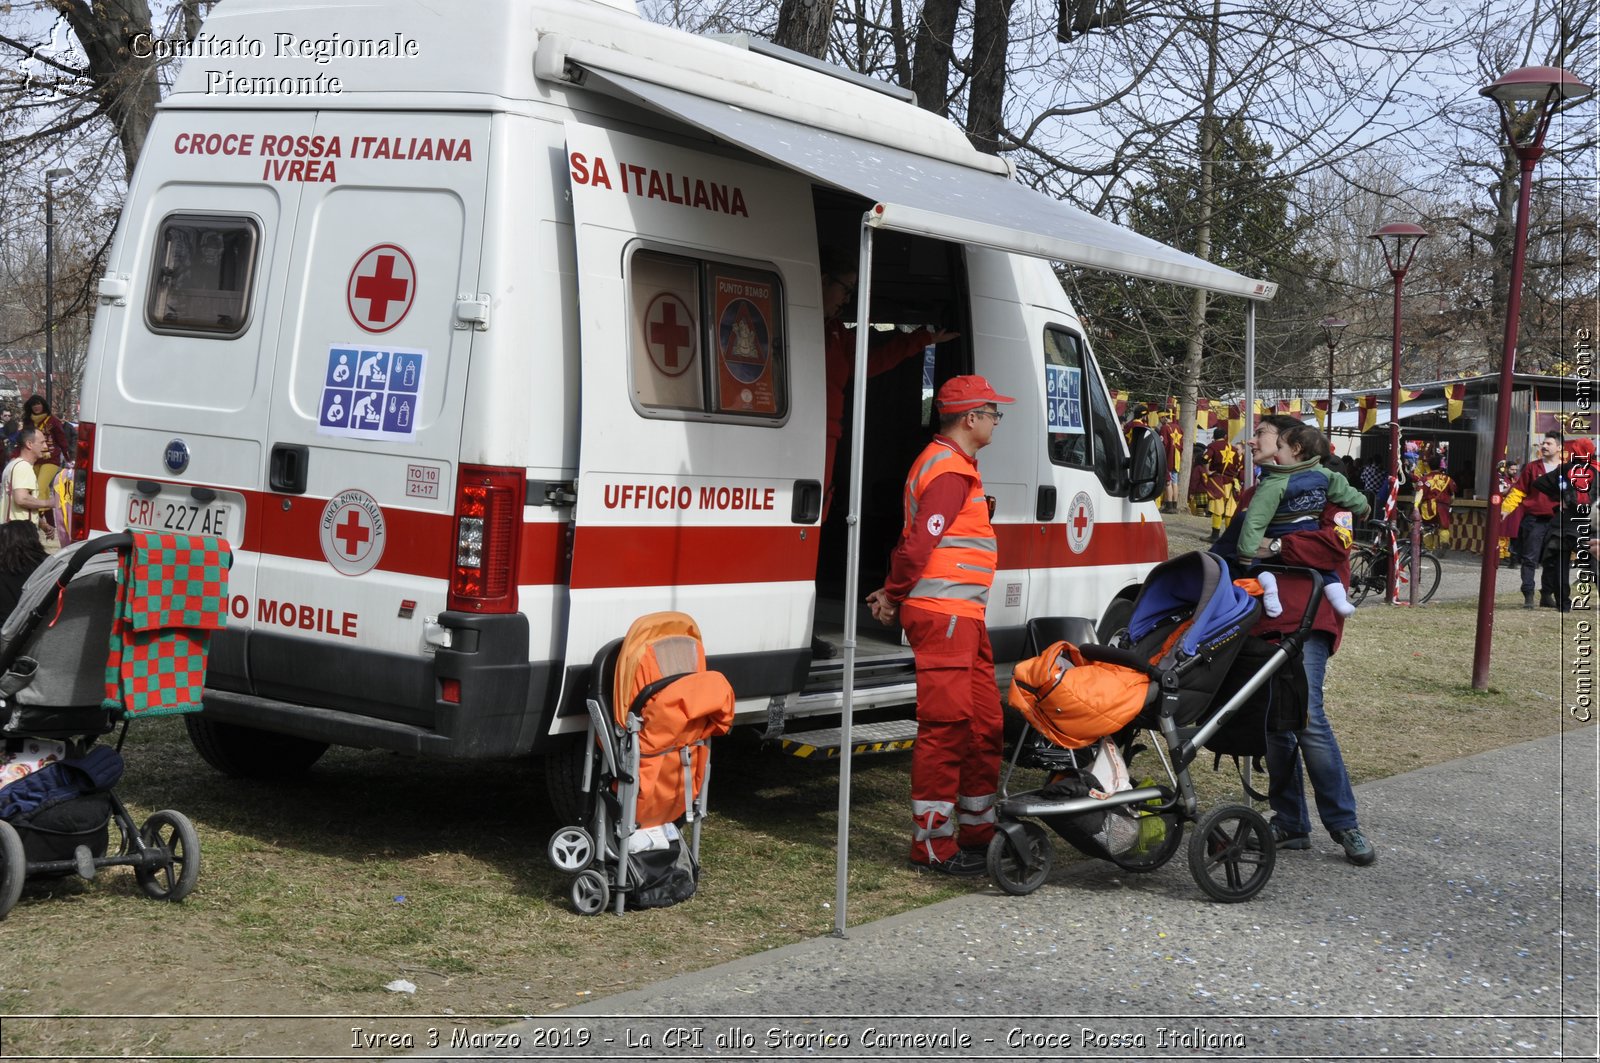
[203,612,561,759]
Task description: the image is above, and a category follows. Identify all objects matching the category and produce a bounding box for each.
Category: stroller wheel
[135,811,201,902]
[570,869,611,916]
[1187,804,1274,903]
[0,819,24,919]
[547,827,597,873]
[986,821,1053,896]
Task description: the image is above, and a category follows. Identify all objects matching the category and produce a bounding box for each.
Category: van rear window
[628,248,788,424]
[146,215,258,336]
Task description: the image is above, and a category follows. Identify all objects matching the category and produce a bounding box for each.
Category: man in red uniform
[1157,410,1183,513]
[866,375,1012,876]
[1201,426,1241,542]
[1414,464,1456,552]
[1506,431,1564,609]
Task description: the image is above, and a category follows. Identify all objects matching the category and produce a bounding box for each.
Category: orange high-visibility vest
[901,438,997,620]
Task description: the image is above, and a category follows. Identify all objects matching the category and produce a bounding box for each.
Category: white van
[77,0,1273,801]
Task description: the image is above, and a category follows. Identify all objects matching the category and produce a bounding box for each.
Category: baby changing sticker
[319,344,425,441]
[1046,364,1084,436]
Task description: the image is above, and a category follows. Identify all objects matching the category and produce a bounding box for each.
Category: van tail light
[447,464,523,613]
[70,421,95,542]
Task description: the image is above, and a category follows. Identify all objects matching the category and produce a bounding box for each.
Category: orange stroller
[547,613,734,915]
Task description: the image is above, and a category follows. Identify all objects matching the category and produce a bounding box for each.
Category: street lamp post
[43,166,72,411]
[1320,316,1348,436]
[1369,223,1427,605]
[1471,65,1594,690]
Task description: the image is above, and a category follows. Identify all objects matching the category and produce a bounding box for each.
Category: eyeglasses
[972,409,1004,422]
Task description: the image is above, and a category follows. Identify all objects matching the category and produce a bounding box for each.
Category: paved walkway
[417,730,1598,1061]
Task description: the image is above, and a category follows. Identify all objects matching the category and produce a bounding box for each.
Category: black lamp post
[1471,65,1594,690]
[1368,222,1427,605]
[43,166,72,410]
[1320,316,1348,435]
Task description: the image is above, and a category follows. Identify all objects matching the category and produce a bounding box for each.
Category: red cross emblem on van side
[644,293,697,377]
[347,244,417,334]
[334,509,371,557]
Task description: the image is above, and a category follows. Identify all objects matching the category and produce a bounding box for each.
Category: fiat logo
[163,438,190,474]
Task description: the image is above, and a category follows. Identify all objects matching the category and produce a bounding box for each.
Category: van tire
[1096,596,1135,644]
[184,716,329,778]
[543,733,589,826]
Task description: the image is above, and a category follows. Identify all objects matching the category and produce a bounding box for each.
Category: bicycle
[1349,518,1442,606]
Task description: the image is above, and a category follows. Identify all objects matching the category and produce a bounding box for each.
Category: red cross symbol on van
[334,508,372,558]
[347,244,417,334]
[644,293,696,377]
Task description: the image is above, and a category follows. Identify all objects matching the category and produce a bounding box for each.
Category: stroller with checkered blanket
[0,532,226,918]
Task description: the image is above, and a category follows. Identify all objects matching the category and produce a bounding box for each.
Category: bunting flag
[1289,397,1304,414]
[1115,390,1130,418]
[1359,395,1378,432]
[1227,402,1244,439]
[1446,383,1466,422]
[1312,398,1329,429]
[1401,388,1424,402]
[1276,399,1292,414]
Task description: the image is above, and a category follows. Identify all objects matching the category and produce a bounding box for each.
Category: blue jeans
[1266,632,1359,836]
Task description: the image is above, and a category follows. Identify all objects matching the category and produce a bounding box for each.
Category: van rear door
[89,113,323,632]
[559,122,822,716]
[250,113,490,723]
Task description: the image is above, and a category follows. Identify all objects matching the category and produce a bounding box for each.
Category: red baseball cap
[935,375,1015,414]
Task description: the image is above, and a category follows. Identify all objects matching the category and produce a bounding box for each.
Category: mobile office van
[77,0,1275,802]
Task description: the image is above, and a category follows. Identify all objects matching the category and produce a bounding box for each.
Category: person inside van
[813,251,958,659]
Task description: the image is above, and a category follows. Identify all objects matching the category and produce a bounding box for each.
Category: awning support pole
[834,216,876,938]
[1243,301,1257,488]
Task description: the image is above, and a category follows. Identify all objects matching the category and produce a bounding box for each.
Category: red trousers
[901,603,1003,863]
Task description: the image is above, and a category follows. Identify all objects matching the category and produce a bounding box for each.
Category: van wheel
[543,733,590,826]
[184,717,329,779]
[1096,597,1135,644]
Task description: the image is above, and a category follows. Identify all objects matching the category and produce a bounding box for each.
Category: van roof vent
[705,33,918,106]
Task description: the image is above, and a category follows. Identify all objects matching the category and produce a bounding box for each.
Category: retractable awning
[1331,402,1444,430]
[579,69,1277,302]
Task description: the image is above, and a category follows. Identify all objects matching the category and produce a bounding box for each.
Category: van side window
[1044,327,1122,491]
[146,215,258,336]
[628,249,788,423]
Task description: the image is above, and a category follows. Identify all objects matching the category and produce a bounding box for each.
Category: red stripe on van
[569,525,818,589]
[89,473,449,581]
[995,520,1168,570]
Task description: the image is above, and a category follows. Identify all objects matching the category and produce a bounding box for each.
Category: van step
[777,719,920,759]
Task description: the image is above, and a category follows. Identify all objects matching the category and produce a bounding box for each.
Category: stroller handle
[55,532,133,589]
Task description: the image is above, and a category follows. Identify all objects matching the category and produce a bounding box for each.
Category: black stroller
[0,532,214,918]
[990,551,1319,903]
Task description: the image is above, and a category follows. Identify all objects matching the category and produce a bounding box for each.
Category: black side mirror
[1125,425,1166,503]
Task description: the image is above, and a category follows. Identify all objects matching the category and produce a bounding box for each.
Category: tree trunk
[967,0,1016,154]
[1175,0,1220,512]
[911,0,960,116]
[50,0,163,181]
[773,0,838,59]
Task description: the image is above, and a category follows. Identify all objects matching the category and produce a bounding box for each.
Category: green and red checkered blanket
[103,531,232,717]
